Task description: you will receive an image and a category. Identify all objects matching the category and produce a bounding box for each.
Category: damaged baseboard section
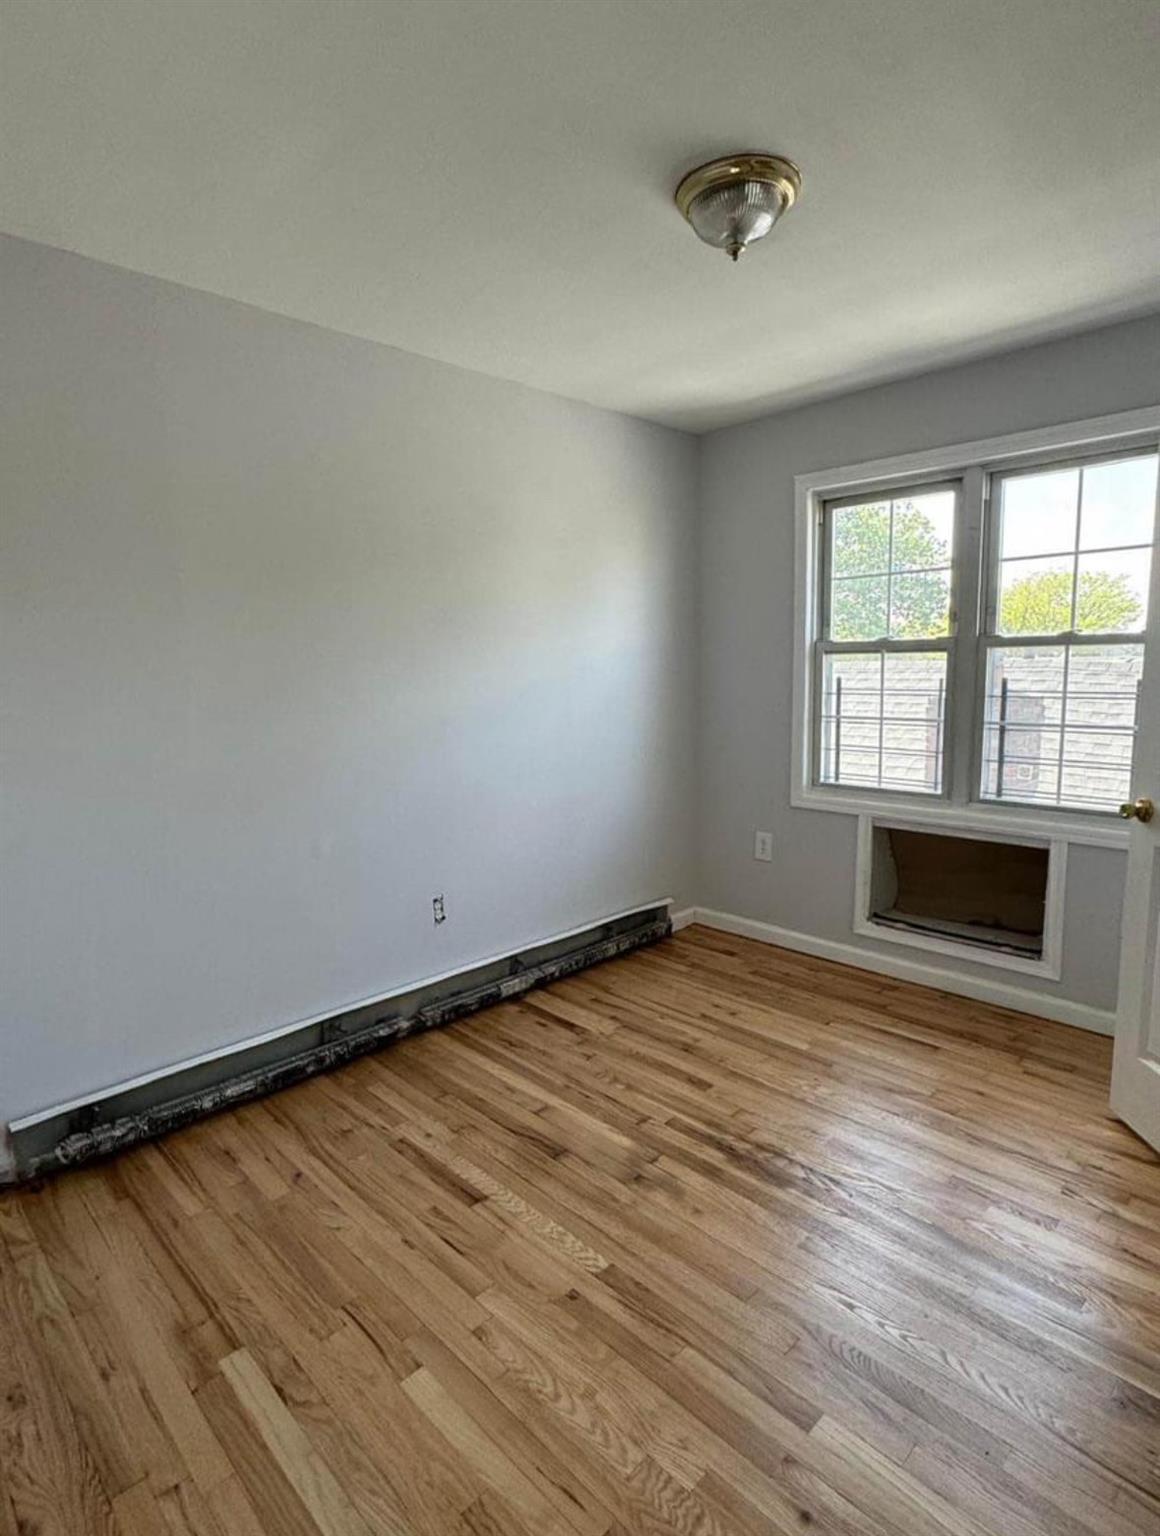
[9,901,672,1184]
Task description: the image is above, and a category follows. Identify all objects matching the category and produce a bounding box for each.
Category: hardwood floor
[3,924,1160,1536]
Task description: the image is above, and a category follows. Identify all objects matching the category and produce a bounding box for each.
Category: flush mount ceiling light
[675,152,802,262]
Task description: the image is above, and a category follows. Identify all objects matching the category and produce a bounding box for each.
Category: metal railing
[821,677,945,792]
[983,677,1141,809]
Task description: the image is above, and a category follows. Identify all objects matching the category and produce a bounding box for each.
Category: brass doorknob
[1119,797,1155,822]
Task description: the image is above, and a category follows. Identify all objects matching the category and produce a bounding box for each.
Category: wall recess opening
[857,820,1063,976]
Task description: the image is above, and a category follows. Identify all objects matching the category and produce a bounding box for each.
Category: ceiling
[2,0,1158,432]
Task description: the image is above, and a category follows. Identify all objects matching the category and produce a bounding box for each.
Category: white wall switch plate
[754,831,774,862]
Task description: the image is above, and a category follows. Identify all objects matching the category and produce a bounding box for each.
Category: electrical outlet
[754,831,774,862]
[432,894,447,925]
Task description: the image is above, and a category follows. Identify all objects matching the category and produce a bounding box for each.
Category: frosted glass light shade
[675,153,802,262]
[687,180,787,259]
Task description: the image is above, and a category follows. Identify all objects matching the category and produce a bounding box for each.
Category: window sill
[791,784,1130,849]
[853,913,1063,980]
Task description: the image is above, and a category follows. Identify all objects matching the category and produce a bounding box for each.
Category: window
[817,486,956,795]
[806,431,1159,821]
[980,455,1153,812]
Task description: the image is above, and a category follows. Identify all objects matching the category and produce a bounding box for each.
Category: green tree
[832,501,1143,641]
[831,500,950,640]
[999,569,1141,634]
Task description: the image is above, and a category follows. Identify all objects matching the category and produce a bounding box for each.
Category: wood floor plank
[110,1481,171,1536]
[0,1247,118,1534]
[195,1370,322,1536]
[401,1365,582,1536]
[3,926,1160,1535]
[217,1347,377,1536]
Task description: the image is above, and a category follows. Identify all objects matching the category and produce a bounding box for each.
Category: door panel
[1111,460,1160,1153]
[1112,835,1160,1148]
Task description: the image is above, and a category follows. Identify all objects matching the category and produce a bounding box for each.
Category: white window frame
[792,406,1160,851]
[814,478,960,800]
[976,449,1150,813]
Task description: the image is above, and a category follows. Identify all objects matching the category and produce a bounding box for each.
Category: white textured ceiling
[2,0,1158,431]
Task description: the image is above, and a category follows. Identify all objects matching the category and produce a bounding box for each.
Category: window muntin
[810,445,1159,817]
[979,450,1157,812]
[818,486,956,796]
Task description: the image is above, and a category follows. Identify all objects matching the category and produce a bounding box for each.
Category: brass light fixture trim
[675,152,802,262]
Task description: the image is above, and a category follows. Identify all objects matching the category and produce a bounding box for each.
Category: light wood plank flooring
[3,925,1160,1536]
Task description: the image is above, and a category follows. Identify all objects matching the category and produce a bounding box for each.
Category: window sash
[815,480,960,797]
[974,632,1144,811]
[819,479,960,645]
[981,474,1151,646]
[813,637,952,797]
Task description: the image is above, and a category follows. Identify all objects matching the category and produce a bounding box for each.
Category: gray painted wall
[5,228,1157,1166]
[1,235,698,1144]
[698,313,1160,1012]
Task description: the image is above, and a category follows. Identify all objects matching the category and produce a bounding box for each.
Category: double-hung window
[817,485,956,796]
[980,454,1153,812]
[805,425,1160,823]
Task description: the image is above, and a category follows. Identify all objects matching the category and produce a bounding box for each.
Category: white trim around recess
[791,404,1160,851]
[851,814,1067,982]
[686,907,1115,1036]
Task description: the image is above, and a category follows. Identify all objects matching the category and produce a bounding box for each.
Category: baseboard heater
[8,900,672,1183]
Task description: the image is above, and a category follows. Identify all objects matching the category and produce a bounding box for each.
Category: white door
[1112,471,1160,1153]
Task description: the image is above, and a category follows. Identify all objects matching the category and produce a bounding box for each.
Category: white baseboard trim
[688,907,1116,1037]
[669,907,697,932]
